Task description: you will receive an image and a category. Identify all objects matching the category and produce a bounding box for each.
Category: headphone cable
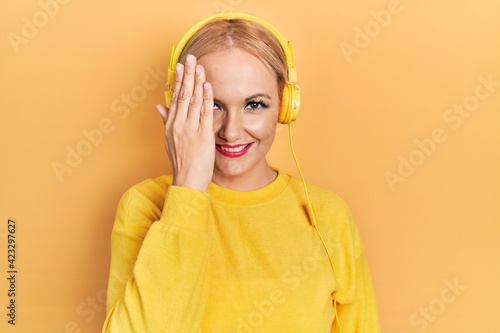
[287,123,342,332]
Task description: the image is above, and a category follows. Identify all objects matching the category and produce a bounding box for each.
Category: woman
[103,12,381,332]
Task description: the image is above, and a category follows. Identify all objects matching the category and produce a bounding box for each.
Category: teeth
[219,144,248,153]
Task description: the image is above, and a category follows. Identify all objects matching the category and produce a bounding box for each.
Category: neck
[212,164,278,191]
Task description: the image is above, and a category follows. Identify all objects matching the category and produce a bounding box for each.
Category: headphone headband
[168,12,297,85]
[166,12,300,124]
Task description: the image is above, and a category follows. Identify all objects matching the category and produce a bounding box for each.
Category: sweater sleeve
[331,252,381,333]
[327,197,381,333]
[102,182,212,333]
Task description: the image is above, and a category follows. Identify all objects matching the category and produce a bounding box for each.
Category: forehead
[197,49,279,101]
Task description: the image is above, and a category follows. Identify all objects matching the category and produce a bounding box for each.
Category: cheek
[248,116,278,143]
[212,111,224,133]
[211,110,279,140]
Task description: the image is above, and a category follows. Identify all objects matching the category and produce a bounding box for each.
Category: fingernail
[186,54,195,65]
[175,63,182,73]
[195,65,201,76]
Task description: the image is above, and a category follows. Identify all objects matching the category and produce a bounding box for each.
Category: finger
[174,54,197,122]
[167,62,184,125]
[187,64,206,128]
[200,81,214,133]
[155,104,169,126]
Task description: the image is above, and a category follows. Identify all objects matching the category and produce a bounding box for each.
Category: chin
[214,161,247,178]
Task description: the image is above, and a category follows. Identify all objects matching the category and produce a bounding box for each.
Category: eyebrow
[244,93,272,102]
[214,93,273,106]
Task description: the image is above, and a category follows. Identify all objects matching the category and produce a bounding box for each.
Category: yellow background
[1,0,499,332]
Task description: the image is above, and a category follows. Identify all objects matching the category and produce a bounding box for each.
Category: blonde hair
[178,19,288,99]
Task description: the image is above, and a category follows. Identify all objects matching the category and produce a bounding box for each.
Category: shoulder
[286,174,364,251]
[287,175,353,221]
[113,175,173,230]
[308,182,357,238]
[121,175,173,204]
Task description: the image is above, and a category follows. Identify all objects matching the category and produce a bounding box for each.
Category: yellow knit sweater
[102,169,381,332]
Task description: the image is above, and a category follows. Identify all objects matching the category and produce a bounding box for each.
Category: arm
[102,183,212,333]
[103,53,216,332]
[325,196,381,333]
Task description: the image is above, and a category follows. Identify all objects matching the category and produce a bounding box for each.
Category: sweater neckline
[207,169,290,205]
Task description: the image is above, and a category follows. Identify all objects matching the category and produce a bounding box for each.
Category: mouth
[215,143,254,158]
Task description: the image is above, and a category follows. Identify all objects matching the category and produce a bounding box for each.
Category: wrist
[172,174,210,192]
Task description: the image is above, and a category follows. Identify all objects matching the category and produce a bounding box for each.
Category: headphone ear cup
[278,85,289,124]
[164,67,176,108]
[290,84,300,122]
[278,83,300,124]
[165,90,172,108]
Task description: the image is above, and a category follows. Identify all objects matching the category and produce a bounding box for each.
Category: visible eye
[213,103,222,111]
[245,100,269,111]
[212,103,226,119]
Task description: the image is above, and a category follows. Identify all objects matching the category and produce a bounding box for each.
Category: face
[197,48,280,190]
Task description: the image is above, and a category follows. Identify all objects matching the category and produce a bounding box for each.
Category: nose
[216,110,243,142]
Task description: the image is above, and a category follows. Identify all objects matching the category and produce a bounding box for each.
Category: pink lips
[215,143,253,158]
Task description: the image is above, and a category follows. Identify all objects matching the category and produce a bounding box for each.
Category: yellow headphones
[165,12,300,124]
